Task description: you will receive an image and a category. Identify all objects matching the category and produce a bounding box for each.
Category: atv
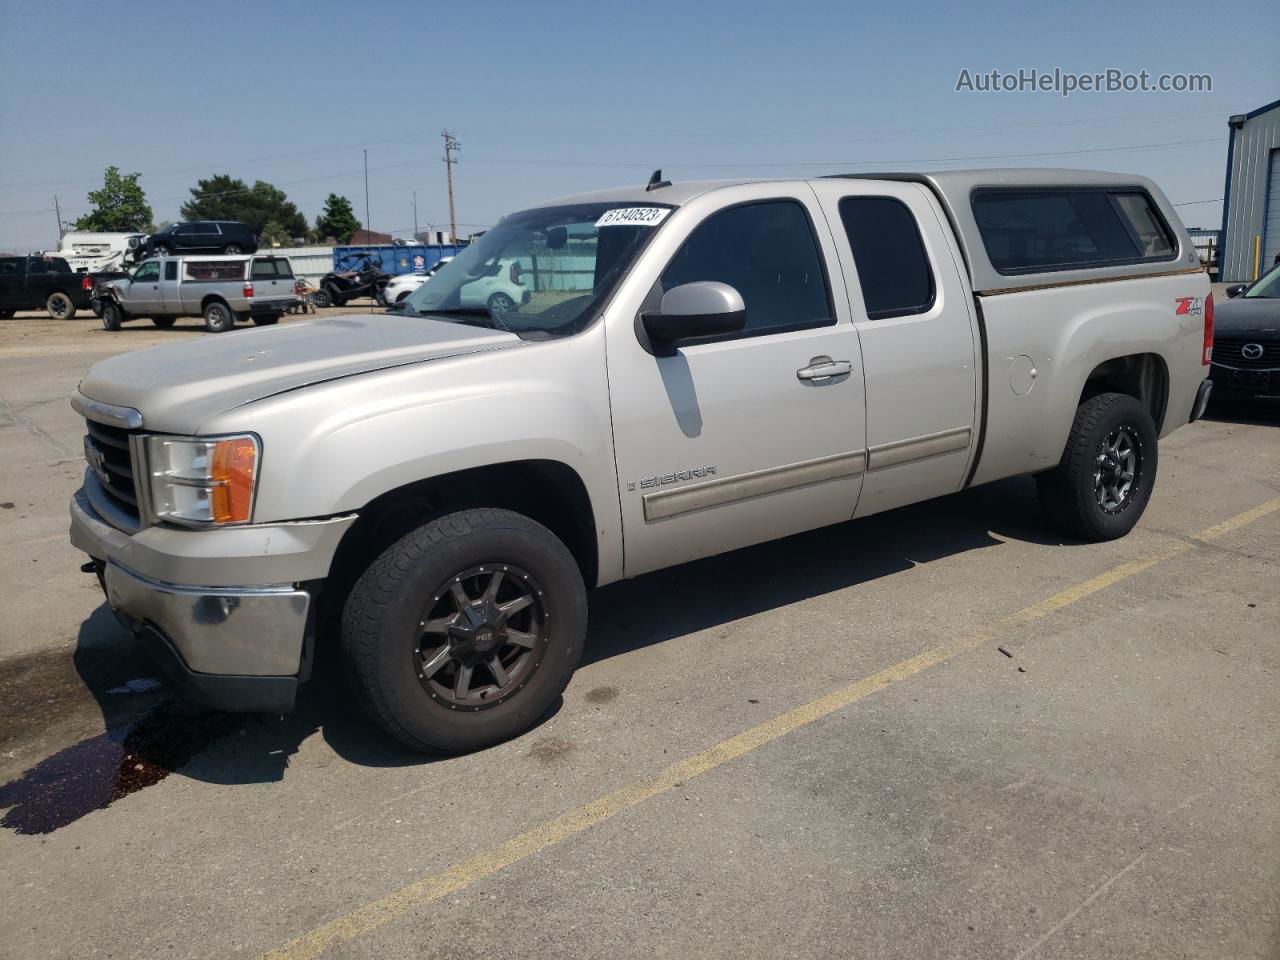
[313,252,391,308]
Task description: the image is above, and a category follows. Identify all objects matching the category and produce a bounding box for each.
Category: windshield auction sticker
[596,207,671,227]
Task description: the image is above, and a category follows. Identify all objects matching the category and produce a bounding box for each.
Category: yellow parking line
[260,497,1280,960]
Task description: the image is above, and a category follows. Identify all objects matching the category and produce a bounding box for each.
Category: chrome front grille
[83,419,141,527]
[1212,338,1280,371]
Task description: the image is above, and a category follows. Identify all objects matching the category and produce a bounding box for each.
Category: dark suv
[141,221,258,257]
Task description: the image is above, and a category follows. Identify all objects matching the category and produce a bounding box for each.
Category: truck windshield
[400,202,672,338]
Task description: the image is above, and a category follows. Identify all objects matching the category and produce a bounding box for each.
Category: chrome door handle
[796,358,853,381]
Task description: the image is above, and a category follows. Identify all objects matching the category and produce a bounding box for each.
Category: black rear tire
[342,508,588,754]
[1036,392,1158,541]
[0,309,14,319]
[46,291,76,320]
[203,300,235,333]
[101,301,124,331]
[311,287,333,309]
[152,316,177,329]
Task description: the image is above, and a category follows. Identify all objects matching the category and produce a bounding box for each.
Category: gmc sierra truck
[69,168,1214,754]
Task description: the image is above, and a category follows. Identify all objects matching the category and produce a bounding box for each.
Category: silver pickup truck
[69,168,1213,753]
[93,254,299,332]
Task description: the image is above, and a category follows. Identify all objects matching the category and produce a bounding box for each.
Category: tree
[259,220,290,247]
[180,175,308,237]
[314,193,360,244]
[73,166,152,232]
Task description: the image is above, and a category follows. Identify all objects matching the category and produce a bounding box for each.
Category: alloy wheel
[1094,425,1142,513]
[415,564,547,711]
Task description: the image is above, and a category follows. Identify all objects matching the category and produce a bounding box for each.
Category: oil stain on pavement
[0,701,240,835]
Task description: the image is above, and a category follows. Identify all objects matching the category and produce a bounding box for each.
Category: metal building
[1220,97,1280,282]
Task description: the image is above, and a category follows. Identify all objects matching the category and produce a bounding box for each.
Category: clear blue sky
[1,0,1276,251]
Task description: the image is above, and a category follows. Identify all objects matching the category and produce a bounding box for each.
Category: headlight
[145,434,259,525]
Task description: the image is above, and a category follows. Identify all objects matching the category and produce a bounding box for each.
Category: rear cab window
[972,187,1177,274]
[251,258,293,279]
[837,196,936,320]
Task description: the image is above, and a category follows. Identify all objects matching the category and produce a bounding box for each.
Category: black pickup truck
[0,255,95,319]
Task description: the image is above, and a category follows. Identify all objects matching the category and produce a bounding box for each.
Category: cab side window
[660,200,833,336]
[164,261,178,280]
[838,197,936,320]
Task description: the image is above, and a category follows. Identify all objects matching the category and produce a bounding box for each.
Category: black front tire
[101,301,124,331]
[1037,392,1158,541]
[311,287,333,308]
[342,508,588,754]
[0,309,14,319]
[152,316,177,329]
[203,301,235,333]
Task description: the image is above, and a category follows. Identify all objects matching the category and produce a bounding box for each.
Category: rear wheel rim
[489,293,514,313]
[1094,425,1142,513]
[415,564,548,711]
[50,295,69,318]
[226,246,241,254]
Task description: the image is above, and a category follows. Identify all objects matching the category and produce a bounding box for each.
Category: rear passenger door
[810,180,980,516]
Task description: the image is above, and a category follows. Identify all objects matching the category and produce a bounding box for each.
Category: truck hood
[77,313,521,433]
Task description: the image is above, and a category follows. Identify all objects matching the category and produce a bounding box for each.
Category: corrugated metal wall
[1221,101,1280,282]
[262,245,335,284]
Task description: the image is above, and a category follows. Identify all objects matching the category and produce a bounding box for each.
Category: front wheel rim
[415,564,548,711]
[1094,425,1142,513]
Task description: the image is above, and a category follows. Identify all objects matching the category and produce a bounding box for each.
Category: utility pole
[363,149,371,240]
[412,191,418,239]
[53,195,63,245]
[442,130,460,244]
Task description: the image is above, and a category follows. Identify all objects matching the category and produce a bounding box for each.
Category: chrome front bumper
[70,484,354,712]
[102,560,310,677]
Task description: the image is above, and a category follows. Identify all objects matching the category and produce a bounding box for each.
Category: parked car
[69,168,1211,754]
[0,254,94,319]
[313,252,390,308]
[92,254,298,332]
[456,256,530,313]
[382,257,453,304]
[1212,262,1280,401]
[139,221,258,258]
[49,231,146,274]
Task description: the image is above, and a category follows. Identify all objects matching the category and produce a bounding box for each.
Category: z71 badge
[1174,296,1203,316]
[627,465,717,492]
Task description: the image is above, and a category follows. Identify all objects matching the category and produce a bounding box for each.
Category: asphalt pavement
[1,309,1277,960]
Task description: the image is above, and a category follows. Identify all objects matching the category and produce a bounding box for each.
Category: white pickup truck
[92,254,299,332]
[69,168,1213,753]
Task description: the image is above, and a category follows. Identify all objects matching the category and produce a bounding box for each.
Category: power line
[0,104,1229,196]
[0,137,1226,221]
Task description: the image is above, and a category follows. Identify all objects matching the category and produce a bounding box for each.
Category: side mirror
[641,282,746,356]
[1225,283,1247,298]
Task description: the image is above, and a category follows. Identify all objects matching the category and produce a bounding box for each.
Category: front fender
[199,328,624,582]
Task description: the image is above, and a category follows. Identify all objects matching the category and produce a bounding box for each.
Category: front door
[809,180,981,517]
[604,185,867,577]
[127,260,163,312]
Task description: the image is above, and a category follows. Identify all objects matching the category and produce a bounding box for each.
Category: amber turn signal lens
[209,437,258,523]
